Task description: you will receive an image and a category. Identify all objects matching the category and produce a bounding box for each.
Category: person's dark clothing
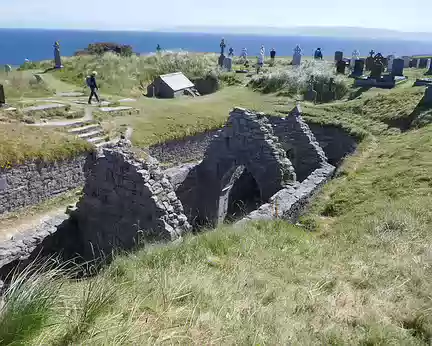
[88,89,100,104]
[87,76,100,104]
[270,50,276,59]
[314,49,323,60]
[88,76,98,89]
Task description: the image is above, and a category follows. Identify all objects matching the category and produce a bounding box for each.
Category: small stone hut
[147,72,195,98]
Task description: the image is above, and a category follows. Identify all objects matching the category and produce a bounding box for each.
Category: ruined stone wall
[307,124,358,166]
[268,106,328,182]
[235,164,336,226]
[0,154,90,215]
[74,144,191,259]
[176,108,296,227]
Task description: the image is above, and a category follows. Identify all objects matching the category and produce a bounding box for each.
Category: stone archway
[178,107,296,228]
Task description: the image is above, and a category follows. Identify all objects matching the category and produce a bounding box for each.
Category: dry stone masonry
[73,142,191,259]
[0,154,90,215]
[176,107,296,228]
[0,105,358,278]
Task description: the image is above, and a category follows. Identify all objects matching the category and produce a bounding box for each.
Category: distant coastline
[1,28,432,65]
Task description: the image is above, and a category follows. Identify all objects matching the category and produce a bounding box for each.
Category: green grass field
[1,53,432,345]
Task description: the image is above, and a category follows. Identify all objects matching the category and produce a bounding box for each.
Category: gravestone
[336,60,346,74]
[4,64,11,75]
[351,50,360,69]
[391,58,404,76]
[416,59,421,68]
[53,41,63,69]
[223,56,233,71]
[351,59,365,77]
[419,58,428,68]
[387,55,395,73]
[424,86,432,105]
[218,54,225,67]
[334,51,343,62]
[402,56,411,68]
[0,84,5,105]
[292,45,302,66]
[370,62,383,80]
[426,59,431,71]
[304,88,317,103]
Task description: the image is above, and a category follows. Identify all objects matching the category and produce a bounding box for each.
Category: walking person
[86,71,100,104]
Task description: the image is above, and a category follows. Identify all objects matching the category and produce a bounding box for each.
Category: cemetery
[0,40,432,344]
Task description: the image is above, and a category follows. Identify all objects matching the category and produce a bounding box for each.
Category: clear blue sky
[2,0,431,32]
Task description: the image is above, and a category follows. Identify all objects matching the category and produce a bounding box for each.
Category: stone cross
[292,45,302,66]
[351,50,360,69]
[0,84,5,105]
[54,41,63,68]
[220,38,226,55]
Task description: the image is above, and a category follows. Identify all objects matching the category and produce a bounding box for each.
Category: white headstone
[387,55,395,72]
[293,45,302,66]
[351,50,360,69]
[417,59,421,68]
[427,59,432,71]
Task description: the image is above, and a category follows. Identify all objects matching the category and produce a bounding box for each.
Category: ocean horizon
[1,28,432,65]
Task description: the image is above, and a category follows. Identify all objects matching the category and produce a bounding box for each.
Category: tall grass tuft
[249,60,349,101]
[52,52,218,96]
[0,71,54,99]
[0,259,66,345]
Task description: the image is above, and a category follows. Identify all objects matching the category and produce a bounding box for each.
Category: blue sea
[1,28,432,66]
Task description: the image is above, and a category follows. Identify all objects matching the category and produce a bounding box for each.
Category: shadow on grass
[348,86,373,100]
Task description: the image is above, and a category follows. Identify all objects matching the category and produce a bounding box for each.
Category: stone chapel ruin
[0,105,358,278]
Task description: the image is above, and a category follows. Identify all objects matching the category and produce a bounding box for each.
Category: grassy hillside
[0,123,92,166]
[2,126,432,344]
[1,54,432,344]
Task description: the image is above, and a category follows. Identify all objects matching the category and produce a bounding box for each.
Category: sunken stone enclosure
[0,106,359,278]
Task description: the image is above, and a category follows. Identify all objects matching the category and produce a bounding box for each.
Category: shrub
[249,60,349,102]
[84,43,133,57]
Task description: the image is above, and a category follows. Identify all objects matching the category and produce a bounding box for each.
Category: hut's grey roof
[159,72,194,91]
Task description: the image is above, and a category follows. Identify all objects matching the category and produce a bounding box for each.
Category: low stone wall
[0,154,91,215]
[0,213,71,279]
[235,164,336,226]
[149,130,219,166]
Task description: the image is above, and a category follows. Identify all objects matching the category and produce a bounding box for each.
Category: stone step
[68,123,100,134]
[78,129,103,139]
[99,106,134,113]
[22,103,68,113]
[56,92,85,97]
[95,138,119,148]
[88,136,106,144]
